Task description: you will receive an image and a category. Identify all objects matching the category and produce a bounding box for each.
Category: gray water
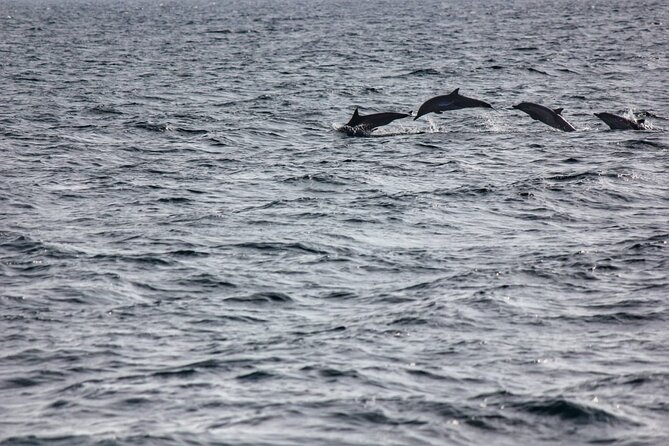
[1,0,668,444]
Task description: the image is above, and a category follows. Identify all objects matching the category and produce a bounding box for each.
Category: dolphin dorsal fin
[450,88,460,96]
[346,108,362,127]
[351,107,361,123]
[554,108,564,115]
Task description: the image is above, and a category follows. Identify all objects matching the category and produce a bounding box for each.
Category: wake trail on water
[332,114,517,137]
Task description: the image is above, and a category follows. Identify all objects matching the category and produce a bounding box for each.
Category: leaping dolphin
[340,108,410,136]
[512,102,576,132]
[594,112,647,130]
[413,88,493,120]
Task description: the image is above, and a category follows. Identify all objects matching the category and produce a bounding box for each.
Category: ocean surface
[1,0,668,444]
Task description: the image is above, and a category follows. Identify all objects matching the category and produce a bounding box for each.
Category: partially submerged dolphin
[413,88,493,120]
[512,102,576,132]
[340,108,410,136]
[594,112,647,130]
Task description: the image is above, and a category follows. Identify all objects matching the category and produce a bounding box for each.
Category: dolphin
[340,108,410,136]
[594,112,647,130]
[413,88,493,120]
[512,102,576,132]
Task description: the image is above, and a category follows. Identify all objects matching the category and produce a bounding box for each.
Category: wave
[510,397,629,425]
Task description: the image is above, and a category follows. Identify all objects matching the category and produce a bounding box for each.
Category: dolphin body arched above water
[340,108,410,136]
[413,88,493,120]
[594,112,647,130]
[512,102,576,132]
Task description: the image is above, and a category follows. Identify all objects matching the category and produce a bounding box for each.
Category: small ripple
[0,435,96,446]
[174,273,237,289]
[87,104,123,115]
[623,139,668,150]
[0,377,40,389]
[282,173,347,186]
[91,253,174,267]
[156,197,192,203]
[328,409,426,426]
[545,171,601,183]
[405,68,441,76]
[320,289,357,300]
[225,291,294,304]
[234,241,329,256]
[435,185,495,197]
[391,316,429,326]
[132,121,173,132]
[557,310,667,324]
[574,372,669,392]
[527,67,550,75]
[236,370,275,381]
[150,359,221,379]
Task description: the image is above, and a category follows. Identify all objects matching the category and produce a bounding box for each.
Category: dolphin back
[514,102,576,132]
[364,112,410,128]
[594,112,644,130]
[341,110,409,135]
[414,88,491,120]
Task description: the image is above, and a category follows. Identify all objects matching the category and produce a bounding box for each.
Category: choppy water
[1,0,668,444]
